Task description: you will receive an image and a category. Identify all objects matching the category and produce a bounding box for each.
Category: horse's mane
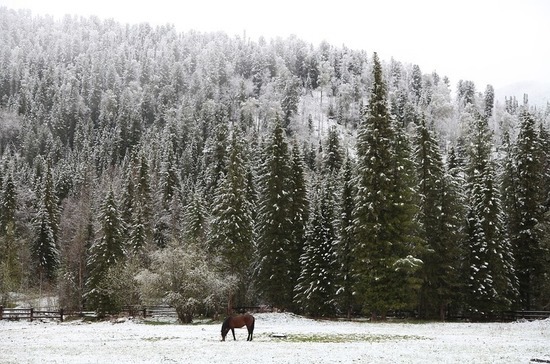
[221,316,231,331]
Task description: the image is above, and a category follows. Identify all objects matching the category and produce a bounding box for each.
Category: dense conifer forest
[0,7,549,321]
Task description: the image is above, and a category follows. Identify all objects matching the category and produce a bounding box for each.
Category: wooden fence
[141,305,177,318]
[0,306,64,321]
[448,310,550,322]
[2,305,547,323]
[0,305,268,322]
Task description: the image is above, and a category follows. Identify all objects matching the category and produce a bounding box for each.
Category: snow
[1,313,549,363]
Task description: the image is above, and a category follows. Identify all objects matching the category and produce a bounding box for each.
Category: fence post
[30,307,34,322]
[143,307,147,318]
[59,308,64,322]
[0,305,3,320]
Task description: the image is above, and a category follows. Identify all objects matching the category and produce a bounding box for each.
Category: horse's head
[221,318,230,341]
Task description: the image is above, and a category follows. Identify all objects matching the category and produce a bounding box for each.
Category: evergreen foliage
[0,8,548,316]
[210,130,254,306]
[295,176,338,317]
[85,188,125,315]
[414,118,463,319]
[31,163,60,282]
[335,154,356,317]
[353,53,421,319]
[508,109,546,309]
[464,111,517,313]
[0,170,20,303]
[255,120,296,309]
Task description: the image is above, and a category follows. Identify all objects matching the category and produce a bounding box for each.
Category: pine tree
[255,119,295,309]
[85,188,125,315]
[352,53,421,319]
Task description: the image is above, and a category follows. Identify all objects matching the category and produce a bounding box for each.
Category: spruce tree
[414,119,462,319]
[209,130,254,306]
[129,203,147,254]
[510,109,546,309]
[121,164,135,238]
[0,170,20,299]
[464,111,516,313]
[124,153,152,255]
[204,122,228,204]
[288,141,309,294]
[1,171,16,235]
[323,126,344,173]
[31,163,60,282]
[255,119,295,309]
[389,115,423,309]
[183,186,209,247]
[136,154,152,232]
[32,198,59,281]
[155,145,179,249]
[335,154,356,318]
[43,163,60,246]
[484,85,495,119]
[353,53,421,319]
[85,188,125,315]
[160,146,179,210]
[295,176,337,317]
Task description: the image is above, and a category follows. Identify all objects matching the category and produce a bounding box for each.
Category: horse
[221,313,255,341]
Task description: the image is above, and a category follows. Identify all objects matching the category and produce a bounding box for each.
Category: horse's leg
[248,319,255,341]
[231,328,236,341]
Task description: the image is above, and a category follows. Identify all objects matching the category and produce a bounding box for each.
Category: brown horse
[221,314,255,341]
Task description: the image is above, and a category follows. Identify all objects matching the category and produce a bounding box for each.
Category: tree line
[0,8,549,321]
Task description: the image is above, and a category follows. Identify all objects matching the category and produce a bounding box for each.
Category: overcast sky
[2,0,549,91]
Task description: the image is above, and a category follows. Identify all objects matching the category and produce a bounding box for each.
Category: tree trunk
[176,307,193,324]
[440,303,447,321]
[227,292,234,316]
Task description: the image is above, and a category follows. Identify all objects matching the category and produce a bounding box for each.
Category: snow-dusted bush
[135,242,236,323]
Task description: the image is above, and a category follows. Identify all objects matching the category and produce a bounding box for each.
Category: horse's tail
[250,315,255,332]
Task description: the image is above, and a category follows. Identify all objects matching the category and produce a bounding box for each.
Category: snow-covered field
[1,313,549,363]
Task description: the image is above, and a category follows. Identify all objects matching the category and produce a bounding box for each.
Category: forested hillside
[0,7,549,321]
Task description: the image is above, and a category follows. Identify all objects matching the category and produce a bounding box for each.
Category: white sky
[1,0,549,90]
